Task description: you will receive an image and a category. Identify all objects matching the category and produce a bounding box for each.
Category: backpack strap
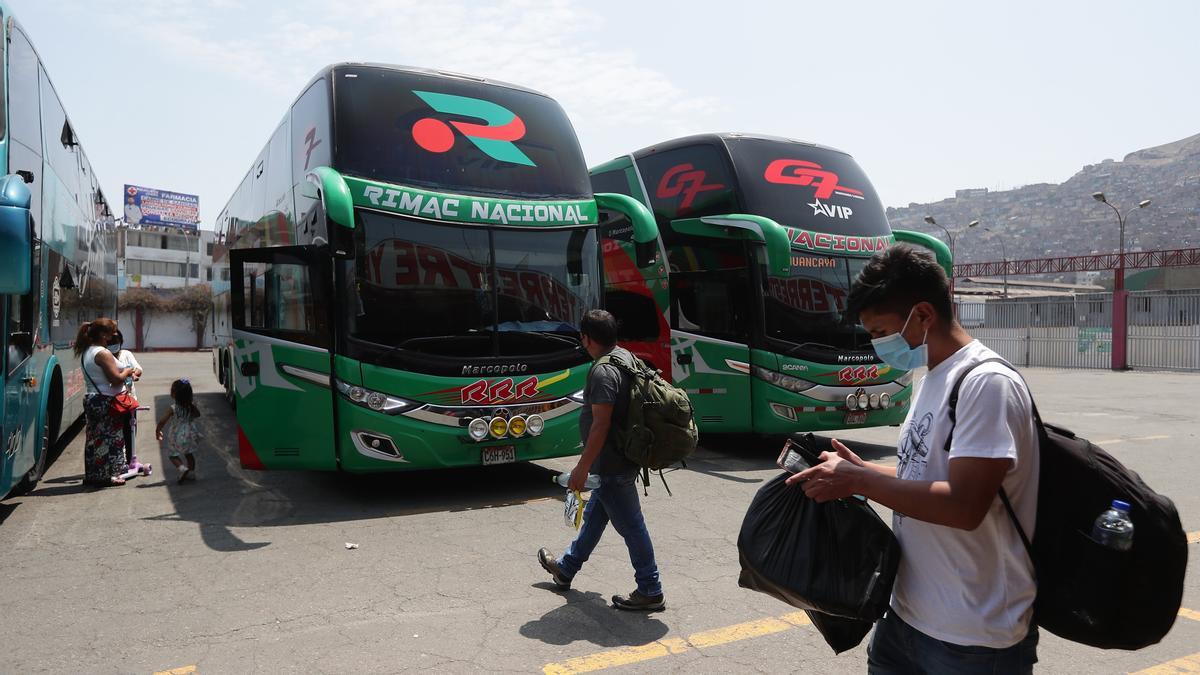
[942,356,1037,565]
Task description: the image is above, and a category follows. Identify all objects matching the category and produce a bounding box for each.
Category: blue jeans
[867,609,1038,675]
[558,473,662,597]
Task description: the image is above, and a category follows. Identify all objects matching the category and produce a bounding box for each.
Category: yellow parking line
[153,667,197,675]
[1187,531,1200,545]
[542,612,810,674]
[1131,651,1200,674]
[1180,608,1200,622]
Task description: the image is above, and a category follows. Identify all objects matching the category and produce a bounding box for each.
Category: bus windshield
[349,211,602,357]
[762,251,874,355]
[725,137,891,238]
[333,65,591,200]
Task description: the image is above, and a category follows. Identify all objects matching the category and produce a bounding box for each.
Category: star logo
[809,198,826,215]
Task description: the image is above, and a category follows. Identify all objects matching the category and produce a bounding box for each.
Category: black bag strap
[81,352,108,396]
[942,356,1037,565]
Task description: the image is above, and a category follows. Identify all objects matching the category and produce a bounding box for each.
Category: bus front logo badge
[410,90,536,167]
[764,159,865,200]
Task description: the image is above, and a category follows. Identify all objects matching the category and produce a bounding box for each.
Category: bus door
[229,246,336,470]
[3,295,39,494]
[666,238,753,432]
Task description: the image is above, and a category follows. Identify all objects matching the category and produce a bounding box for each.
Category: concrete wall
[117,308,213,351]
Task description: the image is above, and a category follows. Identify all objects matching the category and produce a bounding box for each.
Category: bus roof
[301,62,558,103]
[627,133,855,163]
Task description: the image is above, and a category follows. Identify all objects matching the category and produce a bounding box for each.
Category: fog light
[527,414,545,436]
[880,393,892,409]
[846,394,859,411]
[489,416,509,439]
[508,415,528,437]
[468,418,490,441]
[869,393,880,409]
[857,393,869,410]
[770,402,797,421]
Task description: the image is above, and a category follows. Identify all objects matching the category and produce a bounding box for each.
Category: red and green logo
[411,90,535,166]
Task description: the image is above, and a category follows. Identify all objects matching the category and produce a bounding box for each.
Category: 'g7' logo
[764,159,864,200]
[656,163,724,209]
[411,90,535,166]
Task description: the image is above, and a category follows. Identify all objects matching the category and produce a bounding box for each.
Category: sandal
[108,476,126,487]
[177,469,191,485]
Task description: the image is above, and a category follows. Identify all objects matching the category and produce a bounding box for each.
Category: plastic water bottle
[554,472,600,490]
[1091,500,1134,551]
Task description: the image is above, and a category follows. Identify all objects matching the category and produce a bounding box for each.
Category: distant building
[955,188,989,199]
[118,227,215,289]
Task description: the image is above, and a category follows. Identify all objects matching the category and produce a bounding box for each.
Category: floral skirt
[83,394,129,484]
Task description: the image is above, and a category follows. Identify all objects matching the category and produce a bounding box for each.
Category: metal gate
[957,290,1199,371]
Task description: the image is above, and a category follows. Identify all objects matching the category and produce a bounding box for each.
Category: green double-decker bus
[590,133,950,435]
[211,64,656,472]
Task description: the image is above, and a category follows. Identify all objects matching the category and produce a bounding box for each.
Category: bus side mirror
[330,218,355,260]
[0,175,33,294]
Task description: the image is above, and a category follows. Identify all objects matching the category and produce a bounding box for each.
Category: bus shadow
[143,393,566,552]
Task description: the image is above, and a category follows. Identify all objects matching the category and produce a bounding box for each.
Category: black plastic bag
[737,438,900,653]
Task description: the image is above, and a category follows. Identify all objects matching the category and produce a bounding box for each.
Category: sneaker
[612,590,665,612]
[537,548,571,589]
[177,468,192,485]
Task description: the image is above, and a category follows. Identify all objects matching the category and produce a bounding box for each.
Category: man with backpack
[538,309,666,612]
[787,244,1040,672]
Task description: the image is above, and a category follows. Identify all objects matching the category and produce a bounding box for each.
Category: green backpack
[592,350,699,484]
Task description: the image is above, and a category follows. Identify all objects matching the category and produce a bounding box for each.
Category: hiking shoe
[612,590,665,612]
[537,548,571,589]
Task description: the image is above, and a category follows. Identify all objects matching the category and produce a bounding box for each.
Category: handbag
[82,355,140,417]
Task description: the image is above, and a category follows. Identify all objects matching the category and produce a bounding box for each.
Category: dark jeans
[868,609,1038,675]
[557,473,662,597]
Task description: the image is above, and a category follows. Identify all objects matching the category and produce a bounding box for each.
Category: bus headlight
[367,392,387,411]
[335,379,418,415]
[527,414,545,436]
[869,393,880,409]
[880,393,892,409]
[846,394,859,410]
[508,415,528,438]
[857,393,869,410]
[751,366,816,394]
[489,416,509,439]
[468,418,490,441]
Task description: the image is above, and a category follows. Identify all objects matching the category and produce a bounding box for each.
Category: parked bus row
[209,63,951,474]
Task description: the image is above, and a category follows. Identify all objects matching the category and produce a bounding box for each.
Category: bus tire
[13,372,62,496]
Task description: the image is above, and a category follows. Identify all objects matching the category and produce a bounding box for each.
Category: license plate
[482,445,517,466]
[843,411,868,425]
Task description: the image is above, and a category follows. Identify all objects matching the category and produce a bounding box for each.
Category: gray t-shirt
[580,346,637,476]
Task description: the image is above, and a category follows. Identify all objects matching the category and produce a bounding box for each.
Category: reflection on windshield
[349,211,601,357]
[763,252,872,353]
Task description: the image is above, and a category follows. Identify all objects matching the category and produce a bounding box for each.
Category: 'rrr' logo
[461,376,540,404]
[656,163,725,209]
[764,159,864,200]
[410,90,535,166]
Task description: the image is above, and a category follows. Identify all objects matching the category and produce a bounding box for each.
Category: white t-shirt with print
[890,339,1039,649]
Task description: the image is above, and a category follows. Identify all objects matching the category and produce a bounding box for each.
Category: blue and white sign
[123,184,199,230]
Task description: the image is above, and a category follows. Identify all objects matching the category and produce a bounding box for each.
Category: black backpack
[946,358,1188,650]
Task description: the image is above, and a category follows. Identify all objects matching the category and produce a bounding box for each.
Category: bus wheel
[13,412,51,496]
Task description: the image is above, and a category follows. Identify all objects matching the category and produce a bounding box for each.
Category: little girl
[156,379,202,484]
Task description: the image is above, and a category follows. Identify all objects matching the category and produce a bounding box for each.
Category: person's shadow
[519,584,669,647]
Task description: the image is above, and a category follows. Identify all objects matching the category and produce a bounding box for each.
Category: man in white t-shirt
[787,244,1040,673]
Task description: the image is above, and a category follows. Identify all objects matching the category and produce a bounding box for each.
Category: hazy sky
[12,0,1199,230]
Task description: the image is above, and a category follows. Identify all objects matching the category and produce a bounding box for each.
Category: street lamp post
[923,216,978,308]
[1091,192,1151,370]
[983,227,1008,298]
